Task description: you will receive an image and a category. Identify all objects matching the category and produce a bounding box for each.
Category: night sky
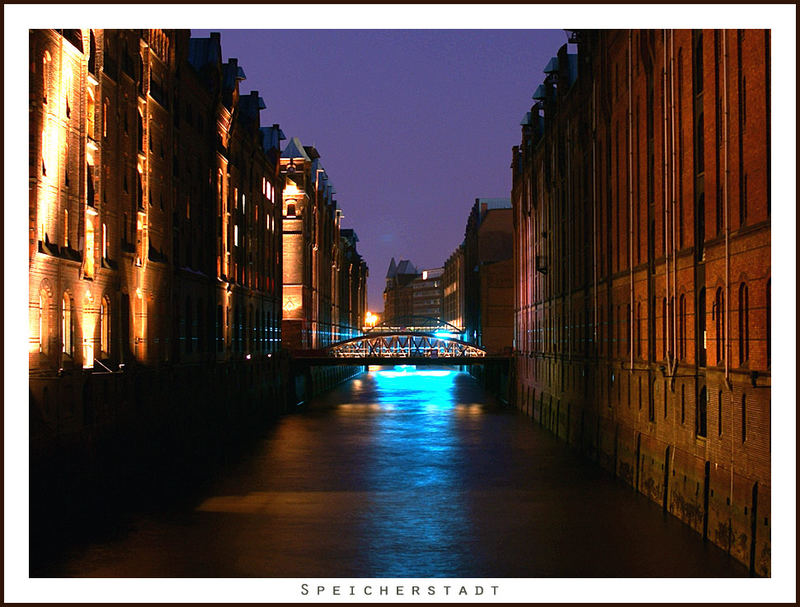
[192,29,568,312]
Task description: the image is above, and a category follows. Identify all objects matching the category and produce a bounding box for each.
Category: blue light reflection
[352,365,474,576]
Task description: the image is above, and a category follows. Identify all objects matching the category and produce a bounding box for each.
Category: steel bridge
[292,316,506,367]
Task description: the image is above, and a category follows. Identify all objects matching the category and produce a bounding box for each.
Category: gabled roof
[282,136,311,161]
[188,32,221,72]
[396,259,417,276]
[386,257,397,278]
[260,125,285,153]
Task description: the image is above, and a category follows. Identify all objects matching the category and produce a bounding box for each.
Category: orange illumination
[84,213,95,278]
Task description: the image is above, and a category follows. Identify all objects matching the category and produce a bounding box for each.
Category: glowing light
[136,287,143,299]
[422,271,428,280]
[365,311,378,327]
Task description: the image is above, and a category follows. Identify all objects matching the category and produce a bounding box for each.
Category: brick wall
[511,29,770,575]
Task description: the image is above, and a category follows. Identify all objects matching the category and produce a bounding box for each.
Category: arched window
[136,167,143,209]
[64,66,72,119]
[87,86,96,139]
[714,287,725,363]
[42,51,51,104]
[62,293,74,356]
[693,30,704,94]
[88,30,97,75]
[286,203,296,217]
[738,282,749,364]
[38,293,46,353]
[100,297,110,357]
[741,393,747,443]
[636,302,642,358]
[696,386,707,437]
[679,295,687,360]
[137,110,144,152]
[680,384,685,424]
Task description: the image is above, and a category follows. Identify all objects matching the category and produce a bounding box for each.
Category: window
[137,111,144,152]
[696,386,707,437]
[62,293,73,356]
[714,287,725,363]
[88,30,97,75]
[693,30,704,95]
[738,282,749,364]
[64,67,72,119]
[681,385,685,424]
[100,297,110,356]
[287,203,296,217]
[741,394,747,443]
[87,86,96,139]
[63,209,69,248]
[38,293,45,353]
[679,294,686,360]
[42,51,51,104]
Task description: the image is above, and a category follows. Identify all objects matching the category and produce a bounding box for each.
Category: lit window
[100,298,110,356]
[234,224,239,246]
[42,51,51,104]
[62,293,73,355]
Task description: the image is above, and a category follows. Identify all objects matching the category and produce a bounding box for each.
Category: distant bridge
[292,316,508,367]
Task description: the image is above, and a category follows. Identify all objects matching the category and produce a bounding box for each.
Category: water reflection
[352,366,473,576]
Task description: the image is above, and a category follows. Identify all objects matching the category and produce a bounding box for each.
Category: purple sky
[193,29,567,311]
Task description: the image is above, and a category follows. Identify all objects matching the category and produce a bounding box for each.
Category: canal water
[34,366,747,578]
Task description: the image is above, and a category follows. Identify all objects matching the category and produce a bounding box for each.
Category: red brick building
[29,29,287,450]
[511,30,770,574]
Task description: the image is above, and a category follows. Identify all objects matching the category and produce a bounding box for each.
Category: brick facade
[511,29,770,575]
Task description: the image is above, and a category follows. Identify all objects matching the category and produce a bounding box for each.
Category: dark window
[738,282,749,364]
[714,287,725,363]
[88,30,97,75]
[696,386,707,437]
[741,394,747,443]
[697,288,706,366]
[681,385,685,424]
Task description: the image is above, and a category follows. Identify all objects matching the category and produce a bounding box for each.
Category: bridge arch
[326,330,485,359]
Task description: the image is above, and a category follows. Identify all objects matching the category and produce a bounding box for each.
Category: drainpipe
[670,30,678,374]
[723,30,731,390]
[628,30,634,373]
[662,30,672,374]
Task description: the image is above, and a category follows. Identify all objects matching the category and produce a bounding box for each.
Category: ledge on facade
[61,245,83,263]
[38,239,60,257]
[148,244,169,264]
